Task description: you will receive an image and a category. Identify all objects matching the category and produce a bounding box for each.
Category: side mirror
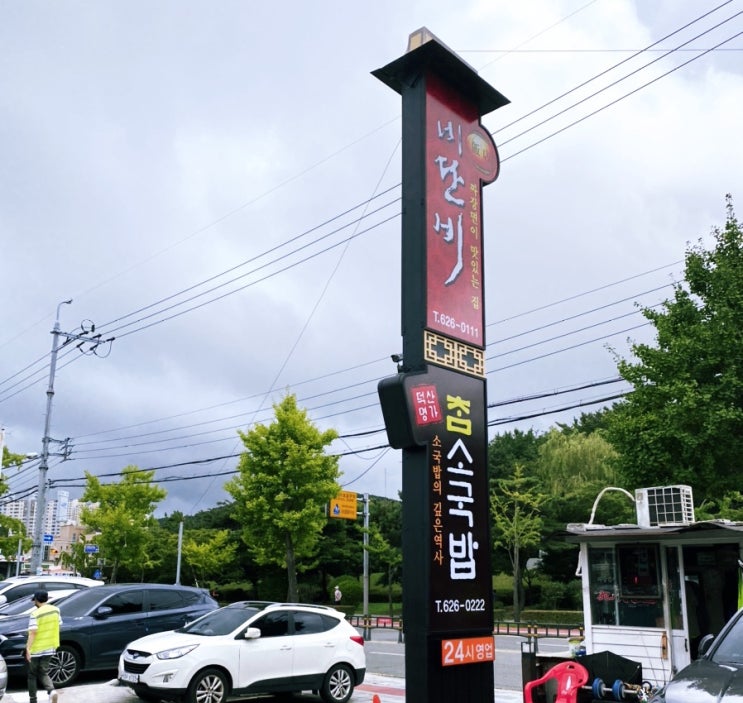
[697,634,715,658]
[94,605,113,619]
[244,627,261,640]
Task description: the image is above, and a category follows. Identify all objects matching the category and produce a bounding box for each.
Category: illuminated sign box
[441,635,495,666]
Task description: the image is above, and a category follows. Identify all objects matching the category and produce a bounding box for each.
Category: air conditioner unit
[635,485,694,527]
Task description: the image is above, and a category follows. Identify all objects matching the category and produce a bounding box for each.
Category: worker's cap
[32,590,49,603]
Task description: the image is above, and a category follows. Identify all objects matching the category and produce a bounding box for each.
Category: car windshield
[711,613,743,664]
[180,605,263,636]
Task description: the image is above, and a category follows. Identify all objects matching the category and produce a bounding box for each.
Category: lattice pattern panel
[424,330,485,378]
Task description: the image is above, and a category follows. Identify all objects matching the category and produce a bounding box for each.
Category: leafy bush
[492,573,513,606]
[519,609,583,625]
[538,580,566,609]
[213,581,254,603]
[493,608,582,625]
[297,581,324,604]
[255,572,289,601]
[564,580,582,609]
[331,575,362,609]
[369,572,402,602]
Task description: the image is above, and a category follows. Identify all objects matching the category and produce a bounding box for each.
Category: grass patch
[365,602,402,616]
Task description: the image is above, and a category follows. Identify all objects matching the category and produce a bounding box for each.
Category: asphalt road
[1,633,567,702]
[370,631,569,688]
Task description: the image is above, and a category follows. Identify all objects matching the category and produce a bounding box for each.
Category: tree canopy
[81,465,166,582]
[608,196,743,504]
[182,529,238,586]
[225,393,340,601]
[490,463,546,621]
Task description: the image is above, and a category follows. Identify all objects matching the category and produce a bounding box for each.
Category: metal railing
[350,614,405,642]
[493,621,584,638]
[350,614,583,642]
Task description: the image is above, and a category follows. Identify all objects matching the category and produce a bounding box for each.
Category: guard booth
[563,485,743,688]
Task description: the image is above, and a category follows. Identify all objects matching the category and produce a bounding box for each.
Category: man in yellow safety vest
[25,590,62,703]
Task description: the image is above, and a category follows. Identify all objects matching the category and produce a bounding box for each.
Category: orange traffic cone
[372,696,381,703]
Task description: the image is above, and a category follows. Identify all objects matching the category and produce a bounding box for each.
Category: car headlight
[156,644,199,660]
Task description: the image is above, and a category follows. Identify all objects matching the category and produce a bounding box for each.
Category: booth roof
[562,519,743,544]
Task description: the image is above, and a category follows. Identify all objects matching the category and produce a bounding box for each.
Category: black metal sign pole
[375,29,509,702]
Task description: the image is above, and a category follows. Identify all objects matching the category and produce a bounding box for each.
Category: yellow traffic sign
[330,490,358,520]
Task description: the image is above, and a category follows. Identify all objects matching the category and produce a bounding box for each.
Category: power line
[4,375,629,496]
[501,25,743,162]
[17,277,665,465]
[0,6,730,507]
[0,7,715,398]
[491,0,735,136]
[0,4,721,404]
[3,258,677,445]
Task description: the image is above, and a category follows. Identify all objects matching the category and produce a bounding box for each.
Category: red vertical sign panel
[425,72,499,349]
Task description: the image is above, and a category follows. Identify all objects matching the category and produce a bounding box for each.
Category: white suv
[0,575,103,606]
[119,601,366,703]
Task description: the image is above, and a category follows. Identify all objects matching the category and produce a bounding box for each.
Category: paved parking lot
[3,674,520,702]
[3,675,406,703]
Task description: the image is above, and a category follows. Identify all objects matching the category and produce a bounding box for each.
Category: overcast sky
[1,0,741,518]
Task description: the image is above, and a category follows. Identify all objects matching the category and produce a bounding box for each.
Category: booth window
[588,547,617,625]
[617,544,663,626]
[588,545,663,627]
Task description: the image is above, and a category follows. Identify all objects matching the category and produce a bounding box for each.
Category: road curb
[4,674,523,702]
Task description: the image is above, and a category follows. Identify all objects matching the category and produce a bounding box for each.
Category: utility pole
[175,521,184,585]
[362,493,369,617]
[30,300,114,575]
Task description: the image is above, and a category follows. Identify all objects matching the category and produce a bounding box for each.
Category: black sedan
[0,582,218,687]
[651,607,743,703]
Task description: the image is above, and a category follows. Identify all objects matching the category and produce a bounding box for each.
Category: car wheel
[48,644,81,687]
[320,663,354,703]
[186,668,228,703]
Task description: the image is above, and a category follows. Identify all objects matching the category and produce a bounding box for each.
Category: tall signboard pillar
[374,29,509,701]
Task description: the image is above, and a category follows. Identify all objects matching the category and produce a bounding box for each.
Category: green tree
[608,196,743,503]
[0,444,28,568]
[182,529,238,587]
[116,523,179,584]
[81,465,166,583]
[315,517,363,603]
[157,503,249,585]
[58,541,100,579]
[1,445,26,471]
[488,430,545,574]
[556,408,615,436]
[533,429,634,583]
[695,490,743,521]
[490,464,546,622]
[225,394,340,601]
[0,515,29,574]
[488,429,544,484]
[534,429,619,497]
[1,444,28,498]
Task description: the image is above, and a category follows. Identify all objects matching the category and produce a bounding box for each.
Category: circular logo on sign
[466,129,499,182]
